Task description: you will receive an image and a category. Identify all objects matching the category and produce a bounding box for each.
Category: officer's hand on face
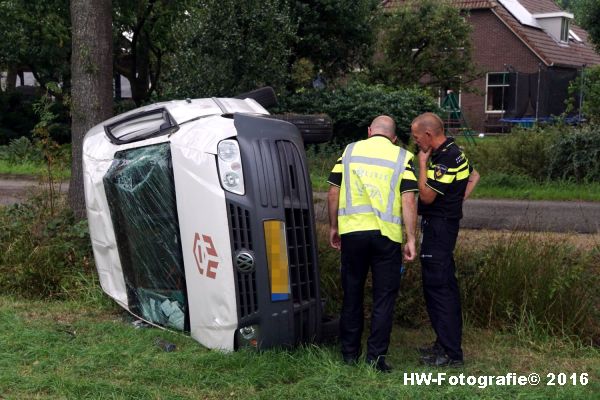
[330,227,341,251]
[418,148,432,166]
[403,239,416,262]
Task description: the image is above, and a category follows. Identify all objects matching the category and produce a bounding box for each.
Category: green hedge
[276,82,439,143]
[466,123,600,183]
[547,124,600,182]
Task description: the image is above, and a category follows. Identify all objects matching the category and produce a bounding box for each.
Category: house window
[560,18,570,42]
[485,72,508,113]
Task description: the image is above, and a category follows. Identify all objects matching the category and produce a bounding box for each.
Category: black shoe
[421,353,464,367]
[342,354,360,365]
[366,359,393,373]
[417,342,443,356]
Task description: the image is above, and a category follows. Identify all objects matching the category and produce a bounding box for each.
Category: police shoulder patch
[434,164,448,180]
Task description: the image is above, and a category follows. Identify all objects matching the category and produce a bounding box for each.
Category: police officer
[328,115,418,372]
[411,112,480,367]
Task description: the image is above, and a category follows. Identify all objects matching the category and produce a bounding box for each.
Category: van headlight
[217,139,245,195]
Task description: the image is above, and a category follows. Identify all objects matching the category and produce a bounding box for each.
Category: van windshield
[103,143,189,331]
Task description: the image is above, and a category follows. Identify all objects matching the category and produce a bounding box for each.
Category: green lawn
[311,166,600,201]
[0,160,70,180]
[1,296,598,399]
[471,176,600,201]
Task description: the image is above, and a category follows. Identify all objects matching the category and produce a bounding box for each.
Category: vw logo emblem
[236,251,255,273]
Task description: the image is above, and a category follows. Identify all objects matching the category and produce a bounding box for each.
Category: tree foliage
[162,0,295,98]
[554,0,574,10]
[0,0,71,96]
[113,0,192,105]
[568,64,600,123]
[573,0,600,51]
[290,0,380,80]
[372,0,477,92]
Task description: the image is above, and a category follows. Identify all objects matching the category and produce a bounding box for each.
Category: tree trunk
[69,0,113,219]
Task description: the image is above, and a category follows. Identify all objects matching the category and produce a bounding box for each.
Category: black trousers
[339,230,402,362]
[420,216,463,361]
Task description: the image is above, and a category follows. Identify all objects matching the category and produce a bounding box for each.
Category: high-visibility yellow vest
[338,136,408,243]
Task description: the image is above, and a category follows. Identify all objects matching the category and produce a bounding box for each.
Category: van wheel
[270,113,333,144]
[235,86,278,108]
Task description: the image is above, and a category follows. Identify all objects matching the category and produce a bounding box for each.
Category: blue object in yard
[500,115,584,128]
[499,117,537,128]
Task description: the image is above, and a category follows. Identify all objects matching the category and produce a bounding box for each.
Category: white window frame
[438,88,462,108]
[485,72,509,114]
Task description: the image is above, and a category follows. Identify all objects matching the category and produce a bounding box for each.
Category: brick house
[382,0,600,132]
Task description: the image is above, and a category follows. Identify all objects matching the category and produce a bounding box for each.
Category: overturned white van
[83,95,331,351]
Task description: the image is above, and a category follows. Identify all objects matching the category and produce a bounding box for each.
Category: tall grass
[2,190,598,340]
[316,224,600,340]
[305,142,346,191]
[457,233,599,338]
[0,193,95,300]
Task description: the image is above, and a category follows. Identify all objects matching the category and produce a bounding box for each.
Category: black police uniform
[418,137,472,362]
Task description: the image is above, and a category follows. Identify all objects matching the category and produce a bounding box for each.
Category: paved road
[461,199,599,233]
[312,193,600,234]
[2,178,599,233]
[0,177,69,206]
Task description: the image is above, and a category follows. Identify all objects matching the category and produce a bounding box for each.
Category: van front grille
[228,203,257,319]
[285,208,315,304]
[276,140,319,343]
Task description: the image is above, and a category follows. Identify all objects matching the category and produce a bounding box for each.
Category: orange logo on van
[193,233,219,279]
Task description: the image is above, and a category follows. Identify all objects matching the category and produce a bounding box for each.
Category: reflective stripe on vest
[338,141,407,225]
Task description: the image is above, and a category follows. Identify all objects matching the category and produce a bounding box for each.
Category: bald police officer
[328,115,418,372]
[411,112,480,367]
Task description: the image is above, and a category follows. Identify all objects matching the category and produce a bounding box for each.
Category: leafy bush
[3,136,43,164]
[466,123,600,183]
[0,195,96,299]
[466,127,561,179]
[546,124,600,182]
[277,82,439,143]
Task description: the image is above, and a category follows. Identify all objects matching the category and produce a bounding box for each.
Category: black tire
[234,86,278,108]
[270,113,333,144]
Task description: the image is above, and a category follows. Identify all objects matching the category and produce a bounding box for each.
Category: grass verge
[471,173,600,201]
[0,295,598,399]
[0,160,70,179]
[306,141,600,201]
